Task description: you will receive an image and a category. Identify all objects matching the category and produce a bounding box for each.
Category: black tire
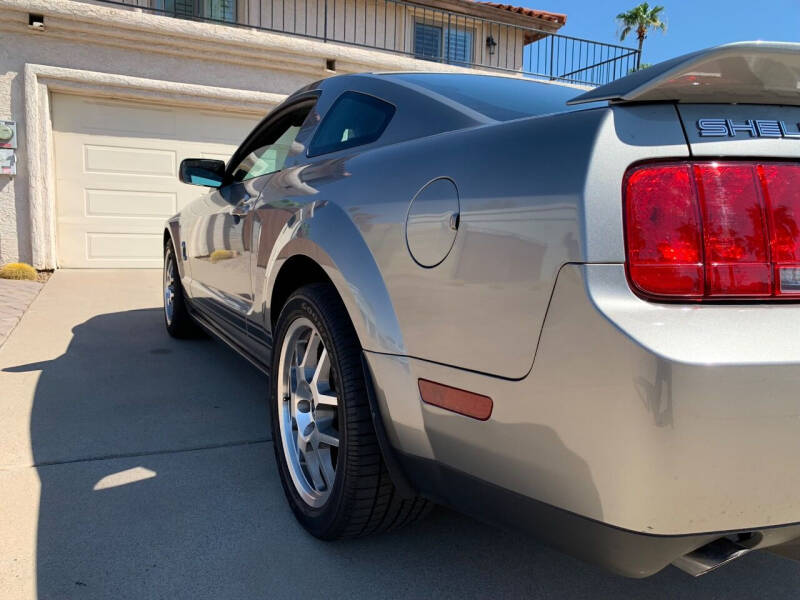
[163,239,199,339]
[270,283,432,539]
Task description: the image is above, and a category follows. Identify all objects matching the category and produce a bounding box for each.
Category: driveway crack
[2,437,271,470]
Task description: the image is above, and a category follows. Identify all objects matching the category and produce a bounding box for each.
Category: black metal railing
[88,0,640,86]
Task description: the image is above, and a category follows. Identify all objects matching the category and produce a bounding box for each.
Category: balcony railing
[90,0,640,86]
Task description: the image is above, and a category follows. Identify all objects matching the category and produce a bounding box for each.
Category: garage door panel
[85,189,178,219]
[87,232,164,260]
[84,145,177,177]
[55,179,181,219]
[81,101,177,138]
[57,173,184,191]
[54,95,178,138]
[176,109,254,142]
[53,93,258,268]
[55,226,164,266]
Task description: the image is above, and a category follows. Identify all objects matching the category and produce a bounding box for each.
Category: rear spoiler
[568,41,800,106]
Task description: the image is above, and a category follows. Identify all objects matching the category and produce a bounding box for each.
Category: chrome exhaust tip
[672,538,752,577]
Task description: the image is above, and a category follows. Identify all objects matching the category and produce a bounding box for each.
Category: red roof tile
[477,2,567,25]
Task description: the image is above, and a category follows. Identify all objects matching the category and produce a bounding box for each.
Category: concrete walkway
[2,270,800,599]
[0,278,43,348]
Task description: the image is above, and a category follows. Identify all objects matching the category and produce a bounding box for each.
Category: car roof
[371,70,590,90]
[277,71,603,162]
[362,72,603,122]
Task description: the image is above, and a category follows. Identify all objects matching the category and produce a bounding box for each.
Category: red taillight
[625,161,800,300]
[625,165,703,297]
[760,165,800,295]
[695,164,771,296]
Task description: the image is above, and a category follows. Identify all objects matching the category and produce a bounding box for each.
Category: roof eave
[419,0,566,32]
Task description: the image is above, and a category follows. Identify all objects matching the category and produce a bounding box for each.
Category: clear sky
[534,0,800,65]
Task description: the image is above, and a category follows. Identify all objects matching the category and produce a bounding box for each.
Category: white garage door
[52,94,259,268]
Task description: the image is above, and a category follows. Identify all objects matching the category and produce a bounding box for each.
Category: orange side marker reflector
[418,379,493,421]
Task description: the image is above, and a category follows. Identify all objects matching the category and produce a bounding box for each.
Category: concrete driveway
[2,270,800,599]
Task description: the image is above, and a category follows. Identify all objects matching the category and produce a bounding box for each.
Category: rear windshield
[388,73,603,121]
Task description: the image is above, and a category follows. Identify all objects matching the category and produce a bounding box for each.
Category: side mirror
[179,158,226,187]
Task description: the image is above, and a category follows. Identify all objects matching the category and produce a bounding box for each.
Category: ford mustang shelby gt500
[163,42,800,577]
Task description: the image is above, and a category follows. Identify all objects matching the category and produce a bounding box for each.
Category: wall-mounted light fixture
[486,35,497,56]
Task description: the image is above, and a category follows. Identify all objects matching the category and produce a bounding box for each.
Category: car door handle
[230,200,253,217]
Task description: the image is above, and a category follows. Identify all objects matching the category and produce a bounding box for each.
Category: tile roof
[476,3,567,25]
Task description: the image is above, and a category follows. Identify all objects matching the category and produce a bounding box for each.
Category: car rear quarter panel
[367,263,800,539]
[367,102,800,537]
[331,103,687,379]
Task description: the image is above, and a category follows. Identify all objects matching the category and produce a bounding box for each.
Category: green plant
[616,3,666,64]
[0,262,38,280]
[628,62,653,74]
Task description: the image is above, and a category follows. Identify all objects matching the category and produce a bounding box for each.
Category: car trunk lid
[571,41,800,158]
[677,104,800,158]
[568,41,800,107]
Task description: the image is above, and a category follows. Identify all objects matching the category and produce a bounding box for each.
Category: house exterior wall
[0,0,523,268]
[89,0,552,71]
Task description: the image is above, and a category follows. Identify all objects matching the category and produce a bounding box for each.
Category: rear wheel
[270,283,432,538]
[163,239,198,338]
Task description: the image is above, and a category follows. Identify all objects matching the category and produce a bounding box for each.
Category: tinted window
[231,103,313,182]
[389,73,604,121]
[308,92,395,157]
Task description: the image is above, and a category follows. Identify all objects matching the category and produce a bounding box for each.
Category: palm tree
[616,3,667,67]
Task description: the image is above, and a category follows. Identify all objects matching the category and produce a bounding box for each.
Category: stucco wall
[0,0,491,266]
[1,41,299,266]
[0,16,302,264]
[0,59,21,265]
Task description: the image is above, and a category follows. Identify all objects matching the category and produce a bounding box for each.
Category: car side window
[231,103,314,183]
[307,91,395,157]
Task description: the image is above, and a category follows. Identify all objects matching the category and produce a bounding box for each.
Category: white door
[52,94,259,268]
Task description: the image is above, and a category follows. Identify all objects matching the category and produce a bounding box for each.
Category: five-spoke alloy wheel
[163,239,197,338]
[278,318,340,507]
[270,283,432,539]
[164,249,177,327]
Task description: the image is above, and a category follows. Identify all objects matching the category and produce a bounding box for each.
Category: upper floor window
[203,0,236,22]
[445,28,473,65]
[153,0,236,23]
[308,92,395,157]
[414,22,473,66]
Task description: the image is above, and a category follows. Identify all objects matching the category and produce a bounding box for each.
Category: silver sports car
[163,42,800,577]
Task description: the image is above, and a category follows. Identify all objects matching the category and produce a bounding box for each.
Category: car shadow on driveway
[6,308,800,599]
